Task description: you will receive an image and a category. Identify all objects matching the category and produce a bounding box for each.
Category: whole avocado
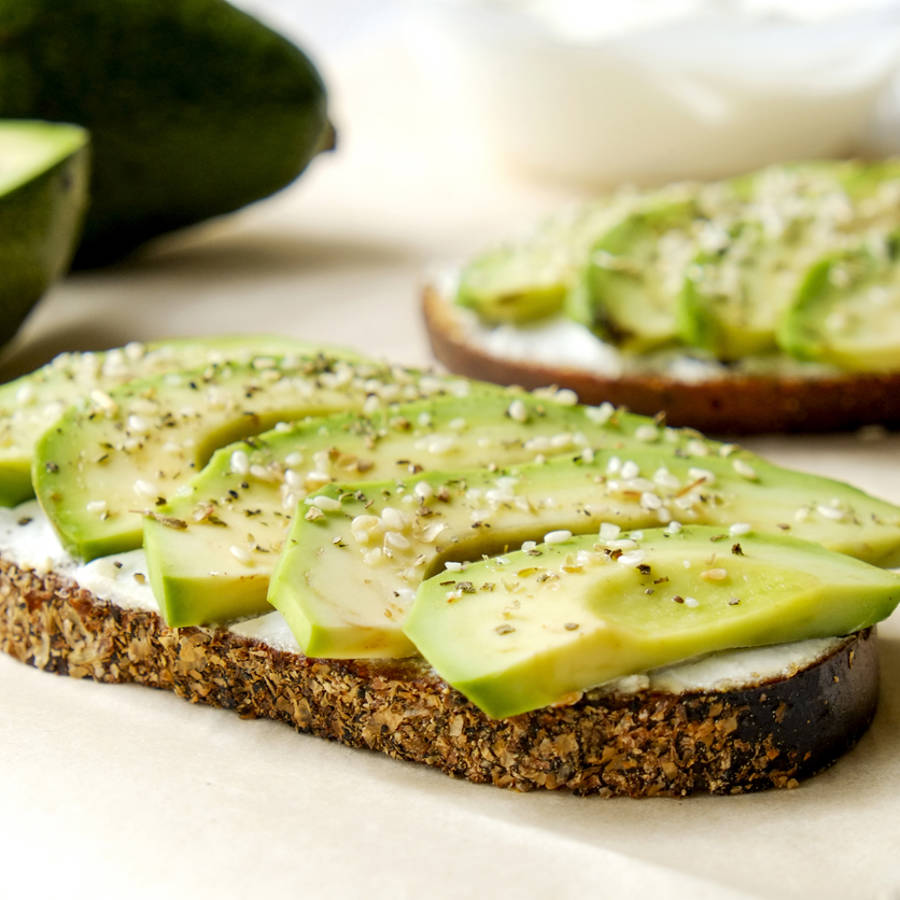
[0,0,330,265]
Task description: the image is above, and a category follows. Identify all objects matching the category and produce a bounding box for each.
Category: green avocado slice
[33,355,471,560]
[144,391,737,627]
[777,234,900,372]
[404,526,900,718]
[571,196,699,351]
[0,120,89,349]
[0,334,363,507]
[266,447,900,660]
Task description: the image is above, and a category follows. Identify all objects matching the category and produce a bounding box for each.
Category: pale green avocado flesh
[0,120,89,349]
[265,447,900,661]
[458,158,900,370]
[34,354,472,560]
[405,526,900,718]
[0,335,362,507]
[778,234,900,372]
[145,391,749,627]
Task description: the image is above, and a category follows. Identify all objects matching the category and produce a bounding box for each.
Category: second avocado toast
[1,336,899,796]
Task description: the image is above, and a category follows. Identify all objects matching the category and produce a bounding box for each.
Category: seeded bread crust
[423,285,900,434]
[0,557,878,797]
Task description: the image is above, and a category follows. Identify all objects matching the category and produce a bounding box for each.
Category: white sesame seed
[544,529,573,544]
[581,447,595,463]
[85,500,107,514]
[816,504,845,521]
[228,450,249,475]
[521,541,537,552]
[363,548,384,567]
[15,384,35,405]
[444,560,464,571]
[381,507,409,531]
[585,402,614,424]
[507,399,528,423]
[384,530,411,550]
[718,443,738,457]
[606,538,638,551]
[640,491,662,510]
[133,479,157,497]
[687,467,714,485]
[729,522,751,536]
[229,544,252,564]
[426,435,457,455]
[606,456,621,475]
[665,520,683,534]
[550,432,573,449]
[687,440,709,457]
[306,495,342,512]
[285,452,303,467]
[732,460,758,480]
[554,388,578,406]
[700,568,728,581]
[414,481,434,501]
[621,460,640,480]
[598,522,621,540]
[683,596,699,608]
[304,471,331,489]
[417,411,432,427]
[617,550,646,566]
[634,424,658,443]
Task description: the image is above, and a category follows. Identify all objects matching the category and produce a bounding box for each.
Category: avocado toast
[424,159,900,433]
[1,337,898,796]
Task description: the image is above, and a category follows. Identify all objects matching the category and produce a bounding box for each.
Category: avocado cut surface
[573,198,698,351]
[0,120,88,348]
[266,447,900,660]
[0,335,358,507]
[0,0,330,263]
[34,355,465,560]
[451,158,900,371]
[777,235,900,372]
[144,390,740,626]
[404,526,900,718]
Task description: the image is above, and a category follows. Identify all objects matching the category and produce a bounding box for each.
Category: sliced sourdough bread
[423,284,900,434]
[0,547,878,797]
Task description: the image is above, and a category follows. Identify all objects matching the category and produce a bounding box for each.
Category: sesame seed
[617,550,646,566]
[816,504,845,521]
[700,568,728,581]
[598,522,621,540]
[683,596,699,608]
[621,460,640,480]
[665,521,683,534]
[133,479,157,497]
[445,560,464,571]
[507,399,528,423]
[544,529,573,544]
[732,459,758,480]
[554,388,578,406]
[229,544,252,564]
[729,522,751,536]
[585,402,614,424]
[581,448,595,463]
[85,500,107,514]
[634,424,658,443]
[414,481,434,501]
[384,531,411,550]
[306,495,342,512]
[640,491,662,510]
[230,450,250,475]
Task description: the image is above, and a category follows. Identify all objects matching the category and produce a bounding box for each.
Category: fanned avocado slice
[677,220,809,360]
[570,196,700,351]
[34,355,471,560]
[0,335,363,507]
[266,447,900,660]
[454,198,636,325]
[145,391,737,626]
[777,234,900,372]
[405,526,900,718]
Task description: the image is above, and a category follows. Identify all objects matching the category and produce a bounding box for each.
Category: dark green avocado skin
[0,0,329,265]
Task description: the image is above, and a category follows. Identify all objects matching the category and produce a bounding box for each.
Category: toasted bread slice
[423,283,900,434]
[0,550,878,797]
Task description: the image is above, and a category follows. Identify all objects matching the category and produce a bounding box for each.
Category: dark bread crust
[423,285,900,434]
[0,557,878,797]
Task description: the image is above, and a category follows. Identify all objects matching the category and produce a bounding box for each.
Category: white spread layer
[436,271,842,382]
[0,501,846,694]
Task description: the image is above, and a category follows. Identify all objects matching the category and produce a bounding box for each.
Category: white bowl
[419,2,900,186]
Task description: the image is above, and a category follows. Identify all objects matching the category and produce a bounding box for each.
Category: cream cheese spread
[0,501,847,694]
